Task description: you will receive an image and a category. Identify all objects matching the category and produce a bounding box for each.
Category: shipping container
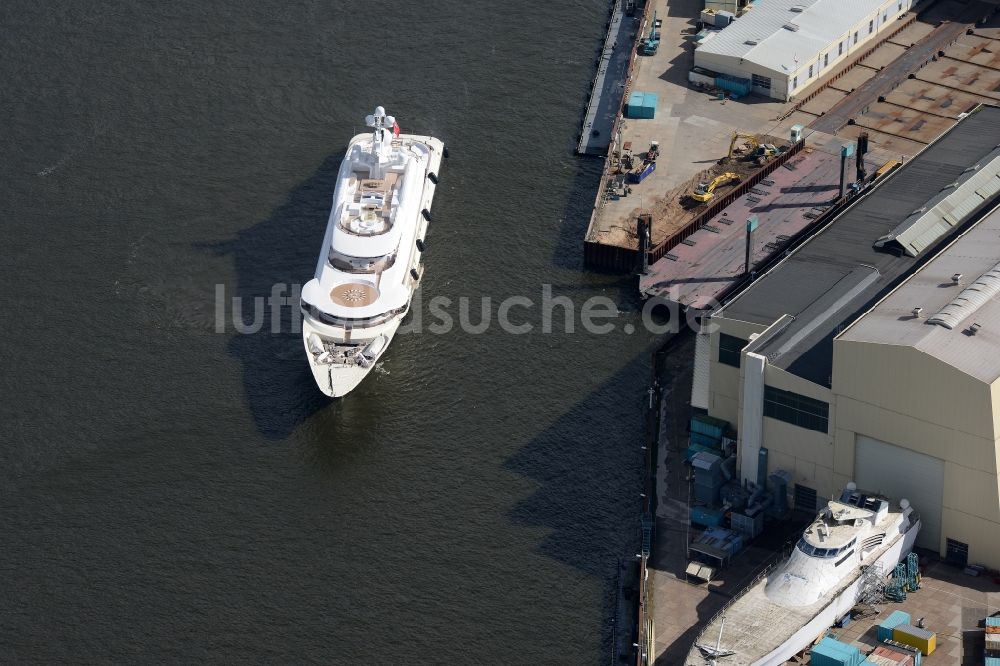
[876,611,911,643]
[809,637,865,666]
[714,74,751,97]
[690,413,728,438]
[892,625,935,655]
[626,91,658,119]
[867,645,915,666]
[689,430,722,448]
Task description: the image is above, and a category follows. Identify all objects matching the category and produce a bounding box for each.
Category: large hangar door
[854,435,944,551]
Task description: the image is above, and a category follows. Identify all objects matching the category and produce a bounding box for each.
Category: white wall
[694,0,914,101]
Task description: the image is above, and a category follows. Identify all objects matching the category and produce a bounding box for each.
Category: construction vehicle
[646,141,660,162]
[642,11,660,55]
[690,172,741,203]
[727,131,778,160]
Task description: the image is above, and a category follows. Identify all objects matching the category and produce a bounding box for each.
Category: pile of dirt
[630,135,787,246]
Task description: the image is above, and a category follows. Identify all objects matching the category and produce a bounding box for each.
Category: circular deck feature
[348,210,388,235]
[329,282,379,307]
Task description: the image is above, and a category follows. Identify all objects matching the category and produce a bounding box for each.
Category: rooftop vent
[969,322,982,335]
[744,39,759,45]
[952,273,963,284]
[783,22,800,31]
[790,4,805,11]
[912,307,923,318]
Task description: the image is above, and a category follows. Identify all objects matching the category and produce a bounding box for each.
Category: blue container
[877,610,911,643]
[689,431,721,447]
[627,162,656,183]
[715,74,752,97]
[810,637,864,666]
[987,615,1000,627]
[626,92,656,119]
[690,413,728,438]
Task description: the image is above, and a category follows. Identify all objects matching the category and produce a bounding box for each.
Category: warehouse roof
[839,206,1000,384]
[697,0,896,75]
[717,106,1000,386]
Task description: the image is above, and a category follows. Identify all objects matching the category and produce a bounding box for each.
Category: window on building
[824,53,829,67]
[794,484,818,512]
[791,75,798,90]
[751,73,772,90]
[838,42,843,56]
[763,385,829,432]
[718,333,748,367]
[898,1,902,11]
[808,64,814,78]
[869,19,874,33]
[854,31,859,44]
[946,538,969,566]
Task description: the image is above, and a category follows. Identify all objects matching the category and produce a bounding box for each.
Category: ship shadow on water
[206,154,346,440]
[503,346,650,657]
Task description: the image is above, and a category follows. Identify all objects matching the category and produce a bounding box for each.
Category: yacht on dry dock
[301,106,444,397]
[687,484,921,666]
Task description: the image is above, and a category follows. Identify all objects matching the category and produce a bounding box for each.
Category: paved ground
[585,0,791,248]
[828,560,1000,665]
[648,335,810,664]
[648,334,1000,665]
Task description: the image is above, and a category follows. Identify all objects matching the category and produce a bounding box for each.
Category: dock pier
[577,0,645,156]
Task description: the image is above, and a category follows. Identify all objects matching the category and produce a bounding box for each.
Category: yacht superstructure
[301,107,444,397]
[687,484,921,665]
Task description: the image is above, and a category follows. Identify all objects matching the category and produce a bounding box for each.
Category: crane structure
[690,172,741,203]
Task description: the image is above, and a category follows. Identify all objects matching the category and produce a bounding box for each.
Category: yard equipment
[690,172,741,203]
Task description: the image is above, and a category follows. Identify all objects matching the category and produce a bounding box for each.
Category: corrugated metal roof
[696,0,893,74]
[875,149,1000,256]
[927,260,1000,329]
[840,207,1000,383]
[718,106,1000,386]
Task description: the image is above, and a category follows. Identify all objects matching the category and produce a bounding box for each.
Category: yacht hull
[300,114,443,398]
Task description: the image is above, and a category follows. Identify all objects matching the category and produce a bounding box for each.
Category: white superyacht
[301,107,444,397]
[687,484,921,665]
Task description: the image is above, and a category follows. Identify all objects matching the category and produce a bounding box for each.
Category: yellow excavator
[690,172,741,203]
[728,131,778,160]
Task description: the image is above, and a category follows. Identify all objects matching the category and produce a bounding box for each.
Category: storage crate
[892,625,935,655]
[690,413,728,439]
[689,430,722,448]
[867,645,915,666]
[626,91,658,119]
[810,637,864,666]
[876,610,911,643]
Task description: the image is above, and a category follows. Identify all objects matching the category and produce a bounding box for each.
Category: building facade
[694,107,1000,567]
[694,0,914,101]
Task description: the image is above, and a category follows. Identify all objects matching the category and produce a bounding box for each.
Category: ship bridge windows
[329,250,396,274]
[797,536,856,559]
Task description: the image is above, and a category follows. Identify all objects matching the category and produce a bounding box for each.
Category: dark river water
[0,1,659,662]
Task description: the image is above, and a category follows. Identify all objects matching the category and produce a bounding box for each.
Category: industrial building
[692,106,1000,568]
[694,0,915,100]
